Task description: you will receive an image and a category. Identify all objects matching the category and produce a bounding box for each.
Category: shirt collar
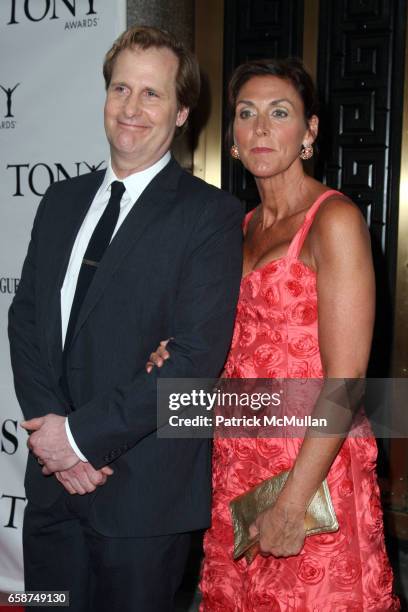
[100,152,171,205]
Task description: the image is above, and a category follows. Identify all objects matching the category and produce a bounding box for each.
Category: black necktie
[64,180,125,354]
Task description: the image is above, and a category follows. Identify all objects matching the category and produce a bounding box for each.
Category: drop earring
[300,144,313,160]
[230,144,240,159]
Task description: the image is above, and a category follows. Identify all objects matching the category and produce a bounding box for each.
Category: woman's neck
[255,164,312,227]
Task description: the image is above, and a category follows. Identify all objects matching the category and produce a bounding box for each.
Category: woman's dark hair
[227,57,319,141]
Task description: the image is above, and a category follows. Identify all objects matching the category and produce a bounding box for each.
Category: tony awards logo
[0,83,19,129]
[6,1,99,30]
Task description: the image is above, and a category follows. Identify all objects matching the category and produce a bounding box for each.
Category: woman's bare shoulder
[310,190,371,261]
[314,191,367,233]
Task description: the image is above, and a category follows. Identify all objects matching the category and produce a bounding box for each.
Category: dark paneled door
[316,2,408,537]
[316,0,407,377]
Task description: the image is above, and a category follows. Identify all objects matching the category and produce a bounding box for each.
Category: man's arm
[10,189,116,491]
[8,189,67,420]
[65,193,244,469]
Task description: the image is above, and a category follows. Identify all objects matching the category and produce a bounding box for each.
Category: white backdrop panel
[0,0,126,591]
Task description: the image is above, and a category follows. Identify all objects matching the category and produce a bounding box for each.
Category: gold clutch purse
[229,470,339,564]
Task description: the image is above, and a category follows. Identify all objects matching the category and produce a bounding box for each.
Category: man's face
[104,46,189,175]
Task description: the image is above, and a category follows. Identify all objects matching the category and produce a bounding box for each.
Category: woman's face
[233,75,317,179]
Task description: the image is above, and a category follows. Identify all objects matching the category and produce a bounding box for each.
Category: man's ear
[176,106,189,128]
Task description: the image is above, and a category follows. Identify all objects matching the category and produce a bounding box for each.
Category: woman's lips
[251,147,273,153]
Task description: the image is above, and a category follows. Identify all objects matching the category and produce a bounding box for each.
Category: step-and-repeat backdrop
[0,0,126,591]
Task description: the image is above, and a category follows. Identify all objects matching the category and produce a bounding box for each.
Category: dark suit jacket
[8,157,244,537]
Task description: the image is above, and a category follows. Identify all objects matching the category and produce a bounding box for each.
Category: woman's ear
[306,115,319,144]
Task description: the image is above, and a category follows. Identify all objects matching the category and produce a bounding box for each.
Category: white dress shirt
[62,152,171,462]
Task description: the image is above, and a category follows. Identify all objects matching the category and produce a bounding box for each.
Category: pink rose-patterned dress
[199,190,399,611]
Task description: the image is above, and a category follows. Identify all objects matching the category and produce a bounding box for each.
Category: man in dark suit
[8,25,243,612]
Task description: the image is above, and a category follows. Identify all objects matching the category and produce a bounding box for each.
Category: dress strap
[287,189,342,259]
[243,208,256,235]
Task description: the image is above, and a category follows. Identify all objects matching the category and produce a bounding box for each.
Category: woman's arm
[252,197,375,557]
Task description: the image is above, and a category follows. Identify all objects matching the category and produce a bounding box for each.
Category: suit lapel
[43,170,106,372]
[68,158,182,350]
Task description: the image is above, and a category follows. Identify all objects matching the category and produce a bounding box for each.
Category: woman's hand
[146,339,171,373]
[249,499,306,558]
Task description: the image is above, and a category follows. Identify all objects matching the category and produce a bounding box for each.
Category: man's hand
[55,463,114,495]
[146,339,171,373]
[21,414,79,474]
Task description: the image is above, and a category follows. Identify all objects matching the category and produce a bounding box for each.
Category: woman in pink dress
[148,58,399,611]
